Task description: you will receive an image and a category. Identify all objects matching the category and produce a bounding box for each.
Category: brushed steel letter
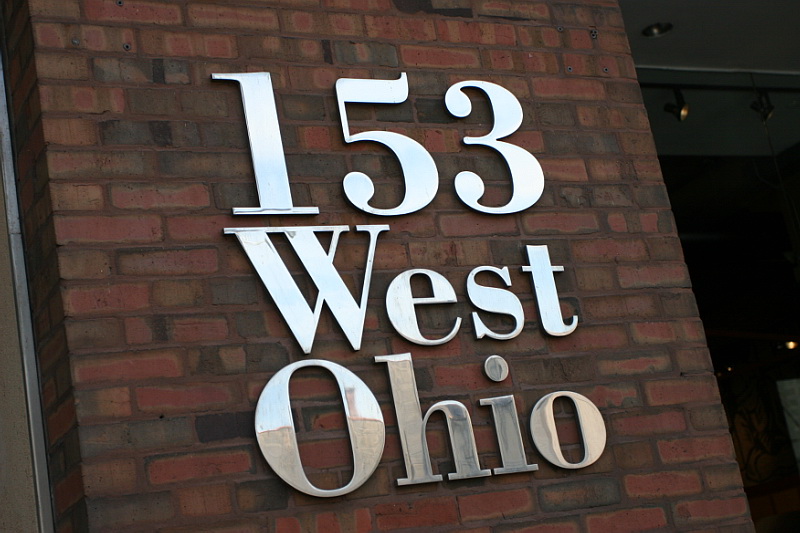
[212,72,319,215]
[467,266,524,340]
[529,391,606,469]
[376,353,491,485]
[480,395,539,474]
[225,225,388,353]
[522,245,577,336]
[336,73,439,216]
[445,80,544,214]
[386,269,461,346]
[255,359,384,497]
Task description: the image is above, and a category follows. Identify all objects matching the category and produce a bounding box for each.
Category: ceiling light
[786,341,798,350]
[642,22,673,38]
[664,89,689,121]
[751,90,775,122]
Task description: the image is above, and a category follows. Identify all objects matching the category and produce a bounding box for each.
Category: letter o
[255,359,385,497]
[529,391,606,469]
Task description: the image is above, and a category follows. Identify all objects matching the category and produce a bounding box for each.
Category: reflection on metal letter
[336,73,439,216]
[445,80,544,214]
[529,391,606,469]
[386,269,461,345]
[212,72,318,215]
[224,225,388,353]
[522,245,577,336]
[480,395,538,474]
[467,266,524,340]
[255,359,385,497]
[376,353,491,484]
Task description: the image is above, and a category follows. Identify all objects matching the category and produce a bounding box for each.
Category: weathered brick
[539,478,620,512]
[176,484,232,517]
[585,507,668,533]
[147,449,252,485]
[136,383,237,413]
[375,497,458,530]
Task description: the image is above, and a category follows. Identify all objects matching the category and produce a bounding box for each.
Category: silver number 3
[446,80,544,215]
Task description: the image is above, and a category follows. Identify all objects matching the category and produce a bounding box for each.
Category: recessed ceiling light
[642,22,673,38]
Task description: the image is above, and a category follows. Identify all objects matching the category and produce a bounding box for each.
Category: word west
[224,225,576,354]
[214,71,607,497]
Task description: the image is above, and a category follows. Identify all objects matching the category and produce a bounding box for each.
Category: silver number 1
[212,72,319,215]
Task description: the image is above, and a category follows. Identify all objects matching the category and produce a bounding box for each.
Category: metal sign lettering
[213,72,608,498]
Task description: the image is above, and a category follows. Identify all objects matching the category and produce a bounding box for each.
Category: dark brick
[539,478,620,512]
[334,41,398,67]
[211,278,259,305]
[87,492,174,529]
[245,343,289,373]
[130,418,195,449]
[213,183,258,210]
[196,411,253,443]
[514,355,595,384]
[201,122,248,148]
[236,478,289,512]
[281,94,327,121]
[235,311,267,338]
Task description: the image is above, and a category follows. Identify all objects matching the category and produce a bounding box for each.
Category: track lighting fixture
[664,89,689,121]
[751,90,775,122]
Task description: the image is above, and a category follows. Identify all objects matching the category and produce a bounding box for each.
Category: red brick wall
[4,0,753,531]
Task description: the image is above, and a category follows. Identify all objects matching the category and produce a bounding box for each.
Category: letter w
[225,225,389,354]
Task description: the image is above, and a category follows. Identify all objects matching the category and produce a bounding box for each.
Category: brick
[51,183,104,210]
[40,85,124,113]
[673,496,748,524]
[539,478,620,512]
[58,250,112,280]
[55,215,162,244]
[83,458,137,496]
[400,45,481,68]
[140,30,237,58]
[658,435,735,464]
[618,264,691,289]
[63,283,150,316]
[47,398,76,444]
[439,213,518,237]
[624,471,702,499]
[112,183,210,210]
[375,497,458,530]
[29,0,80,17]
[585,507,667,533]
[235,479,289,512]
[43,118,97,147]
[54,468,84,516]
[35,53,90,80]
[84,0,182,25]
[48,151,153,178]
[644,376,719,406]
[195,412,252,443]
[458,489,533,522]
[334,41,398,67]
[73,350,183,384]
[176,484,232,516]
[172,317,228,342]
[119,248,217,276]
[87,492,174,529]
[534,78,605,101]
[611,410,686,436]
[75,387,131,419]
[65,318,124,349]
[136,383,237,413]
[188,5,279,31]
[597,353,672,376]
[435,20,516,45]
[147,449,252,485]
[365,16,436,40]
[153,280,204,307]
[476,1,549,20]
[613,442,654,470]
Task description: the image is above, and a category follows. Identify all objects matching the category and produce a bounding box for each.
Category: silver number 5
[445,81,544,214]
[335,73,439,216]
